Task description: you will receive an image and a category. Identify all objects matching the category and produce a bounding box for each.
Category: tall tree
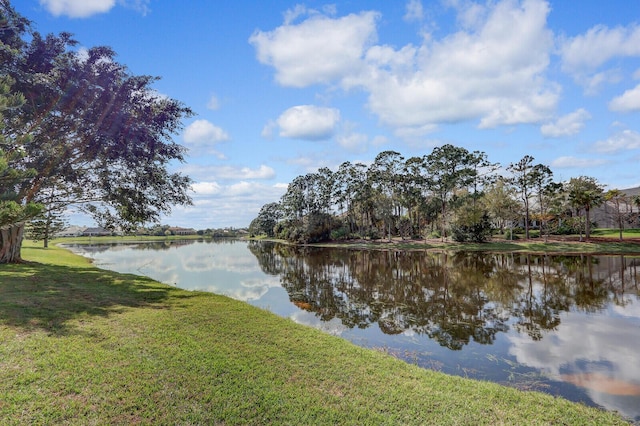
[0,75,42,262]
[507,155,536,239]
[566,176,604,241]
[369,151,404,241]
[604,189,628,241]
[0,4,193,262]
[403,156,431,238]
[468,150,499,206]
[425,144,475,240]
[530,164,553,240]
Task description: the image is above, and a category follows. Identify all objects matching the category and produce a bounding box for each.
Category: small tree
[482,178,521,234]
[254,202,282,237]
[27,206,67,248]
[451,197,492,243]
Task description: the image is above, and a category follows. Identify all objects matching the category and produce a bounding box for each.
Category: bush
[504,230,519,240]
[451,223,492,243]
[367,227,381,240]
[451,206,492,243]
[305,212,339,243]
[428,230,441,239]
[276,214,341,244]
[330,226,350,241]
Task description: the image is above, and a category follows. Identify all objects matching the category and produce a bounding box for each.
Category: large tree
[604,189,628,241]
[369,150,404,241]
[507,155,536,239]
[0,76,42,262]
[482,177,521,235]
[566,176,604,241]
[424,144,475,240]
[0,3,193,262]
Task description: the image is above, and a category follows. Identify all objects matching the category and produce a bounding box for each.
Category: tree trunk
[0,222,25,263]
[585,208,591,241]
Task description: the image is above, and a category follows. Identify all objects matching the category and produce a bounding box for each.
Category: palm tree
[566,176,604,241]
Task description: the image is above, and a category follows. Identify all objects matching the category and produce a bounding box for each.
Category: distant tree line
[250,146,640,243]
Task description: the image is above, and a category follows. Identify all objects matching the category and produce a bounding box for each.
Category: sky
[13,0,640,229]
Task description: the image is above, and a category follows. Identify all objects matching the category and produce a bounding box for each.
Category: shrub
[330,226,350,241]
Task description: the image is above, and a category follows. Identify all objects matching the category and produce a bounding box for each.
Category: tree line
[250,147,640,244]
[0,1,193,262]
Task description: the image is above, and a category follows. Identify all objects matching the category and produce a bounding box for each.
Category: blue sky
[14,0,640,229]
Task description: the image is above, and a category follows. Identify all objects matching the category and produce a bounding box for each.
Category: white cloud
[191,181,222,196]
[540,108,591,137]
[40,0,116,18]
[443,0,488,30]
[560,23,640,93]
[252,0,558,132]
[183,119,229,145]
[551,156,608,168]
[168,181,288,228]
[121,0,150,16]
[404,0,424,22]
[180,164,275,181]
[592,130,640,153]
[250,11,380,87]
[609,84,640,112]
[580,70,623,95]
[212,165,276,180]
[227,181,267,197]
[336,131,369,153]
[207,94,220,110]
[276,105,341,140]
[369,0,557,129]
[261,120,277,139]
[40,0,151,17]
[560,23,640,74]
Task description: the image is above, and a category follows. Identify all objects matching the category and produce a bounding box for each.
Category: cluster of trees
[0,2,193,262]
[142,225,243,237]
[251,147,639,244]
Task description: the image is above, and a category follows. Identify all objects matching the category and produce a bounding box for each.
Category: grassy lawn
[0,241,631,425]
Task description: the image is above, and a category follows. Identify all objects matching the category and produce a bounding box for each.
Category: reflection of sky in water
[67,241,272,301]
[66,241,640,422]
[508,310,640,420]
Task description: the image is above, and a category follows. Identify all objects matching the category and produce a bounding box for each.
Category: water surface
[64,239,640,422]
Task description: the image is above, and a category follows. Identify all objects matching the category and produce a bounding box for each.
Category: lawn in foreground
[0,242,630,425]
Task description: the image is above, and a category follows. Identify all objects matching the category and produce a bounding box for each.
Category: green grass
[0,241,631,425]
[591,228,640,239]
[314,238,640,255]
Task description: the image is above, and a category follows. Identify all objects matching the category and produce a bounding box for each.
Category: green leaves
[2,8,193,230]
[0,200,42,226]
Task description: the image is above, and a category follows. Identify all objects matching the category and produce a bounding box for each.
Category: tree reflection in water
[248,242,637,351]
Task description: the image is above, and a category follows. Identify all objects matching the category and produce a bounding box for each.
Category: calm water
[64,239,640,422]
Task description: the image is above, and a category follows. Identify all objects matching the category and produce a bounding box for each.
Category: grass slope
[0,241,630,425]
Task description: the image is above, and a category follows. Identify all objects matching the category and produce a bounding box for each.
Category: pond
[64,239,640,422]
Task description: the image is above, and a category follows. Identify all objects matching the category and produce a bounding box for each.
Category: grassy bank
[305,238,640,255]
[0,242,630,425]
